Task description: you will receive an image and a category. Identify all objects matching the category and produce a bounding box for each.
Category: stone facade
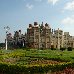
[51,28,63,49]
[6,22,74,49]
[7,30,26,48]
[27,22,51,49]
[63,32,74,48]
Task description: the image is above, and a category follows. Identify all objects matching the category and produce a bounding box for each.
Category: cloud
[26,4,34,10]
[61,15,74,36]
[64,1,74,11]
[47,0,59,5]
[61,16,74,25]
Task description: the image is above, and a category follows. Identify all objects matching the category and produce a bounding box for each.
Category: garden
[0,49,74,74]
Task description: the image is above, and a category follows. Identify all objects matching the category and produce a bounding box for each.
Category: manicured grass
[25,49,74,62]
[0,49,74,73]
[0,49,74,64]
[0,49,73,67]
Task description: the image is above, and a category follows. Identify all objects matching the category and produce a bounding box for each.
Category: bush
[51,48,54,50]
[40,48,44,50]
[67,47,72,51]
[0,62,72,74]
[60,48,66,51]
[51,48,56,50]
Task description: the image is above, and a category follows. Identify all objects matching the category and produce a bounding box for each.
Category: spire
[41,22,43,27]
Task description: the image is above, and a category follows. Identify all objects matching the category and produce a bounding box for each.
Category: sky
[0,0,74,43]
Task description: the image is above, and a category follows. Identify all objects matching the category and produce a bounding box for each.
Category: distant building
[27,22,51,49]
[63,32,74,48]
[7,33,13,48]
[7,30,26,49]
[51,28,63,49]
[6,22,74,49]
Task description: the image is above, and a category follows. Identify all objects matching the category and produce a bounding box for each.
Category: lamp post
[4,26,10,50]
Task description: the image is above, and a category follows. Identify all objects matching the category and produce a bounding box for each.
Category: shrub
[51,48,54,50]
[40,48,44,50]
[51,48,56,50]
[0,62,72,74]
[67,47,72,51]
[60,48,66,51]
[54,48,56,50]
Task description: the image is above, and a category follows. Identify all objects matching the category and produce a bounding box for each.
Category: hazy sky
[0,0,74,43]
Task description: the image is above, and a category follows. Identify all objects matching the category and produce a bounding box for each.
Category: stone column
[57,28,60,49]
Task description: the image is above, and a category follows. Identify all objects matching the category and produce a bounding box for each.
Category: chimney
[29,24,32,27]
[34,22,38,26]
[19,30,21,33]
[19,30,21,32]
[45,23,48,26]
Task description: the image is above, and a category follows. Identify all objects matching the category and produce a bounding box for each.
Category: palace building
[6,22,74,49]
[27,22,51,49]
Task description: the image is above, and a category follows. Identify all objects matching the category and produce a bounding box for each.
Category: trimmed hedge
[0,62,73,74]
